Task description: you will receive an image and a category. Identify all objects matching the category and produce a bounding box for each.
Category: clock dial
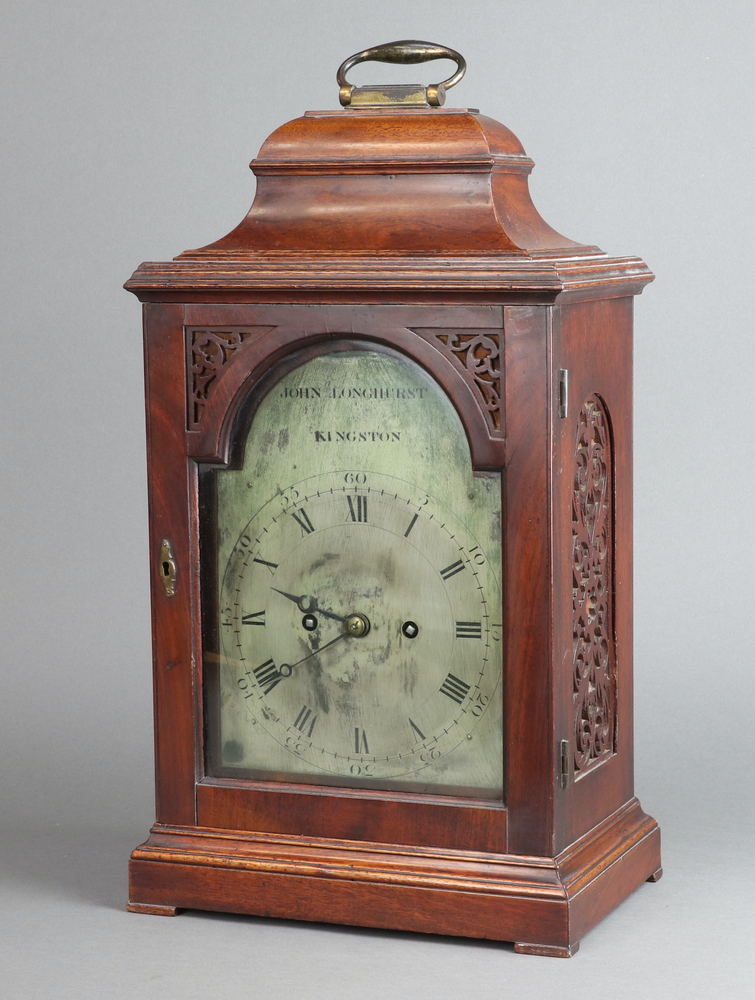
[205,348,503,798]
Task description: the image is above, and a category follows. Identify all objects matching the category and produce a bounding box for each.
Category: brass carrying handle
[337,39,466,107]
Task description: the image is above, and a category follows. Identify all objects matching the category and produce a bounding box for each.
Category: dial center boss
[345,613,371,637]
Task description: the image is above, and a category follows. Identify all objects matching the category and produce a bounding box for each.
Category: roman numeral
[440,673,470,705]
[346,495,368,523]
[404,513,419,537]
[354,728,369,754]
[253,658,284,695]
[293,704,317,738]
[291,508,315,535]
[408,718,426,741]
[253,556,278,571]
[241,610,266,626]
[455,620,481,639]
[440,559,466,581]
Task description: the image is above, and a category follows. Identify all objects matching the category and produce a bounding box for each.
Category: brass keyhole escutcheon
[159,539,177,598]
[345,613,370,637]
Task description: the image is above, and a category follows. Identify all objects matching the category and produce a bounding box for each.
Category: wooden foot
[646,867,663,883]
[514,941,579,958]
[127,902,181,916]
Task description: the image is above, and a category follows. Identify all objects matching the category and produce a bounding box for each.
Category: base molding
[128,797,660,956]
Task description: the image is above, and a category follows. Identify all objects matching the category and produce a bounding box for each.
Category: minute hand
[282,632,349,672]
[271,588,346,623]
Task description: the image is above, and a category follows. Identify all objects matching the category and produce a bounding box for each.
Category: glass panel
[204,347,503,799]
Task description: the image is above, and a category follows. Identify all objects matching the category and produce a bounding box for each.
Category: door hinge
[558,368,569,419]
[559,739,572,789]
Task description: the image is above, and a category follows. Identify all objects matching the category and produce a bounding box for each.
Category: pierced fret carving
[417,330,501,431]
[188,328,265,427]
[572,395,616,777]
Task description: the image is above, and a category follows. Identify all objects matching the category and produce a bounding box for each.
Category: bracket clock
[126,41,661,957]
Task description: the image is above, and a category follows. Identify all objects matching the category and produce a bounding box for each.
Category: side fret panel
[572,395,616,777]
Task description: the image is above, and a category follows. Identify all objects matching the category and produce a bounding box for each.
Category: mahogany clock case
[125,102,661,958]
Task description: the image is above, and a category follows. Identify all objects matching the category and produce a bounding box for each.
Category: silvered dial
[207,347,503,798]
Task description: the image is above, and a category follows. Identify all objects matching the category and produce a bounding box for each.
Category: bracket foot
[514,941,579,958]
[127,902,181,916]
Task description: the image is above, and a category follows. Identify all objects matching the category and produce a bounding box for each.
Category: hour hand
[270,587,346,623]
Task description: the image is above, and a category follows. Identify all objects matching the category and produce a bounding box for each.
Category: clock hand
[271,587,347,623]
[280,631,349,674]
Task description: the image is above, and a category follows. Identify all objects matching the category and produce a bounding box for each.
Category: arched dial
[220,472,499,783]
[208,346,503,797]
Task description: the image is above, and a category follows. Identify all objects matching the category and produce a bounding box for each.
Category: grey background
[2,0,753,996]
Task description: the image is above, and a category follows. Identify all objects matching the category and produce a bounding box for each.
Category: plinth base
[128,797,660,956]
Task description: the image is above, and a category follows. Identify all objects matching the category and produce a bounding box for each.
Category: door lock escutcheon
[159,539,177,597]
